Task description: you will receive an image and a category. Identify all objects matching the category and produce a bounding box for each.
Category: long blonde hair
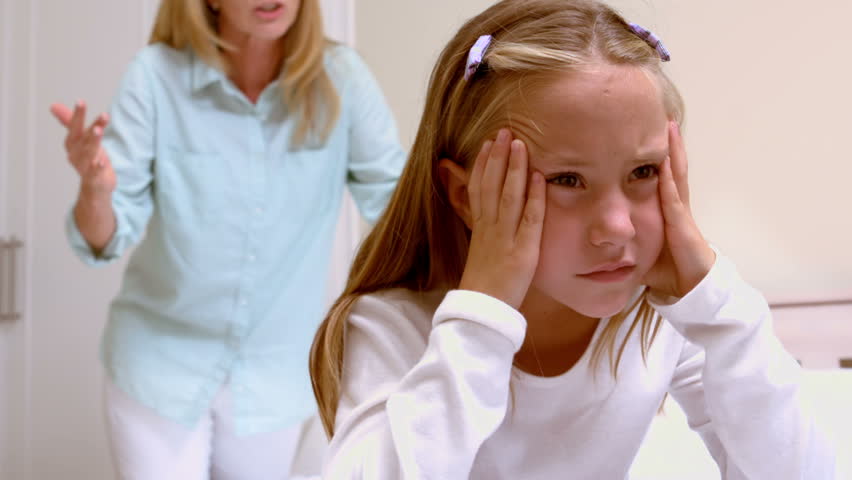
[149,0,340,146]
[310,0,685,437]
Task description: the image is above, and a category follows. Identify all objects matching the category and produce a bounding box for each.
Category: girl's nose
[587,196,636,248]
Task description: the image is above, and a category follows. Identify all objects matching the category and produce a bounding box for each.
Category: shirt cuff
[65,207,122,266]
[433,290,527,352]
[648,248,753,327]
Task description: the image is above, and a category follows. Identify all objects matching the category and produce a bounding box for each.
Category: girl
[50,0,404,478]
[310,0,835,478]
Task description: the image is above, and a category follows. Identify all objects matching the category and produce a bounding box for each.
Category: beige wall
[356,0,852,303]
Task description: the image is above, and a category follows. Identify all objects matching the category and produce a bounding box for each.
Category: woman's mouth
[254,2,284,20]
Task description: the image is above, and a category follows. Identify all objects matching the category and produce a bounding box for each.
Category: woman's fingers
[88,114,109,167]
[480,128,512,223]
[50,103,73,128]
[79,124,104,171]
[92,112,109,129]
[95,148,112,170]
[63,108,109,172]
[51,101,114,189]
[69,101,86,142]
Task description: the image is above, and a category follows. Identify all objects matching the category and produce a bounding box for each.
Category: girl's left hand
[642,122,716,298]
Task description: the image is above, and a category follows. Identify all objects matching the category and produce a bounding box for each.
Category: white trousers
[103,379,318,480]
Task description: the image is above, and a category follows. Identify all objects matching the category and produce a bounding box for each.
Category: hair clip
[465,35,493,81]
[627,23,671,62]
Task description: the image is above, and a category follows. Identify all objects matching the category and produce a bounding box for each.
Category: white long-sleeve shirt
[323,253,836,479]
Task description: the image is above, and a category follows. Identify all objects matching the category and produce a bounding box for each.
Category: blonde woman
[310,0,835,478]
[49,0,404,478]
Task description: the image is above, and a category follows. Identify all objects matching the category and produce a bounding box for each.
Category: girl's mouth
[577,265,636,283]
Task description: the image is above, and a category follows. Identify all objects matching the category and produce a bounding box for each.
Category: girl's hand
[458,129,546,309]
[50,101,116,197]
[643,122,716,298]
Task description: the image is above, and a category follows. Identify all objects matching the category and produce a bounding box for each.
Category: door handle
[0,235,23,321]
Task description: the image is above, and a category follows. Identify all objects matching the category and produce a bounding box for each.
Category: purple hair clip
[465,35,493,81]
[627,23,671,62]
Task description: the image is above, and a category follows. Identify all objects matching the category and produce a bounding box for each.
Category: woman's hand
[50,101,116,197]
[458,129,546,309]
[643,122,716,298]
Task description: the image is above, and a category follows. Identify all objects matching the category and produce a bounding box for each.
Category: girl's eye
[631,164,660,181]
[547,173,584,188]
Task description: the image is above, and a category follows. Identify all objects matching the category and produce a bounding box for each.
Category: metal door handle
[0,236,23,321]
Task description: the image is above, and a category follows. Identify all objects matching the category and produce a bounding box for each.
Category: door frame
[0,0,34,477]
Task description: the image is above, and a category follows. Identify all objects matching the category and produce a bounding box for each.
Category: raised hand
[50,101,116,197]
[458,129,546,309]
[643,122,716,298]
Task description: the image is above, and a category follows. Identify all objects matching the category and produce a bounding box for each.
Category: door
[0,1,32,478]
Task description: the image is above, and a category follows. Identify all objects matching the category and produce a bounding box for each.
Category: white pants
[103,379,319,480]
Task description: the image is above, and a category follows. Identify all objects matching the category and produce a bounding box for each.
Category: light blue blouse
[65,42,405,435]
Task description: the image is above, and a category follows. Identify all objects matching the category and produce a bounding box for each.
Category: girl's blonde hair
[310,0,685,437]
[149,0,340,146]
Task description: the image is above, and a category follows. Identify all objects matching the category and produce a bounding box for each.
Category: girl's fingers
[658,156,686,224]
[467,139,493,222]
[498,139,528,229]
[480,129,512,222]
[515,171,546,250]
[668,122,690,207]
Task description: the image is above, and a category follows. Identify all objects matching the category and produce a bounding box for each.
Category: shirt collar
[191,50,226,92]
[190,49,284,117]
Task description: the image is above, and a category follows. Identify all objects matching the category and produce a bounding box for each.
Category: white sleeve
[323,290,526,479]
[653,253,836,479]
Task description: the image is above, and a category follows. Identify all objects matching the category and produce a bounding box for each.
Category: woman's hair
[310,0,685,437]
[149,0,340,146]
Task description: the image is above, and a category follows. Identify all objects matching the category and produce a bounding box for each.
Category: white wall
[24,2,150,477]
[355,0,852,305]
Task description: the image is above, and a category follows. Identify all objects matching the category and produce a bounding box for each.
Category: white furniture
[632,300,852,479]
[631,369,852,480]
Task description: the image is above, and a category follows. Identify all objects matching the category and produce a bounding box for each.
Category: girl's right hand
[50,101,116,197]
[458,129,546,310]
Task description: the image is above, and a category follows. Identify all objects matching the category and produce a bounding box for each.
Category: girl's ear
[437,158,473,228]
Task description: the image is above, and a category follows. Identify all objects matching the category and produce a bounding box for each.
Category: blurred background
[1,0,850,478]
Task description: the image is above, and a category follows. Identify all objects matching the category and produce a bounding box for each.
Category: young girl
[50,0,403,478]
[310,0,836,478]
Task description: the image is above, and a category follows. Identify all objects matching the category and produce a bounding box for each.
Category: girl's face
[511,65,669,319]
[211,0,301,42]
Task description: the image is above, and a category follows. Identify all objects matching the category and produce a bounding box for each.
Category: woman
[50,0,405,478]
